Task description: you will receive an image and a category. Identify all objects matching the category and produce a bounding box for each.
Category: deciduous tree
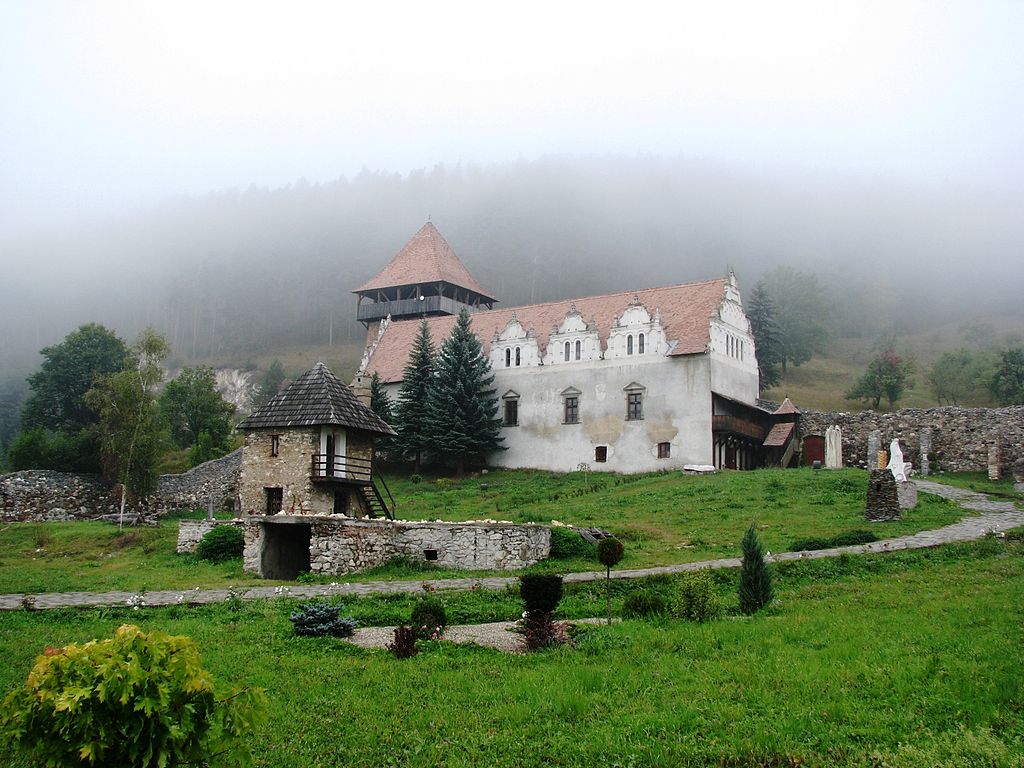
[424,309,503,476]
[159,366,236,460]
[928,349,996,405]
[989,347,1024,405]
[846,345,915,410]
[85,329,170,527]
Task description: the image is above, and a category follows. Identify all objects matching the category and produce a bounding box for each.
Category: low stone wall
[1,449,242,523]
[243,516,551,576]
[801,406,1024,473]
[176,519,245,553]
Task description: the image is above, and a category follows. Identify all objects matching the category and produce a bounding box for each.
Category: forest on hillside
[2,155,1022,460]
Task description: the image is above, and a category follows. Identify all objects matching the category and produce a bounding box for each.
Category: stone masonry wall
[243,516,551,576]
[239,428,326,516]
[1,449,241,523]
[800,406,1024,473]
[176,519,245,553]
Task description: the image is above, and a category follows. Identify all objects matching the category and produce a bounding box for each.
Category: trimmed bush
[549,526,594,559]
[0,624,266,767]
[388,626,418,658]
[739,524,774,615]
[195,524,244,563]
[789,530,879,552]
[411,596,447,639]
[623,590,668,618]
[519,574,564,614]
[289,602,358,637]
[597,537,625,569]
[672,572,723,622]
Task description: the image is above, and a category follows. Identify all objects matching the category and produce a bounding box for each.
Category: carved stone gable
[605,299,668,359]
[543,304,602,365]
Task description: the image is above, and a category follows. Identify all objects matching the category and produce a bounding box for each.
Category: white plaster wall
[490,353,713,473]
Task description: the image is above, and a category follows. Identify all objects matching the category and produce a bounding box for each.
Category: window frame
[657,441,670,459]
[270,434,280,457]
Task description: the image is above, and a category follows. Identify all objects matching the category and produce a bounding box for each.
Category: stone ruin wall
[243,517,551,575]
[800,406,1024,473]
[0,449,241,523]
[176,519,245,553]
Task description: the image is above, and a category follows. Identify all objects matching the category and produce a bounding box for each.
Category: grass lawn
[0,468,972,593]
[0,537,1021,767]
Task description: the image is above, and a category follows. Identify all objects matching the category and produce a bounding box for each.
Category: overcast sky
[2,1,1022,241]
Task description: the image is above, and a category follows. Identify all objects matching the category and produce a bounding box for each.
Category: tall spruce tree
[425,309,504,477]
[393,321,436,473]
[738,523,774,614]
[746,280,782,390]
[369,372,395,454]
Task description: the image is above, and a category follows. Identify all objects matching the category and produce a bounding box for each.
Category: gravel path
[2,479,1020,612]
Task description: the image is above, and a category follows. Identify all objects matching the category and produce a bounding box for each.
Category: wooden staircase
[358,476,395,520]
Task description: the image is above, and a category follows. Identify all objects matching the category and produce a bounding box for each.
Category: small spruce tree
[738,523,773,614]
[425,309,504,477]
[393,321,436,473]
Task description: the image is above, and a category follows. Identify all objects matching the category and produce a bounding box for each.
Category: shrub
[195,524,244,563]
[410,473,423,484]
[739,524,774,615]
[549,526,594,559]
[388,625,419,658]
[411,596,447,639]
[788,530,879,552]
[519,574,564,614]
[597,537,625,569]
[289,602,358,637]
[623,590,668,618]
[523,612,568,651]
[0,624,266,767]
[672,572,723,622]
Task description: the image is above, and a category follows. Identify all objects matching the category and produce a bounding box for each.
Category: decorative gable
[542,304,602,365]
[605,296,668,359]
[710,272,756,366]
[489,314,541,369]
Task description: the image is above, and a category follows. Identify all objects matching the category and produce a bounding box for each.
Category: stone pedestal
[866,469,901,522]
[988,444,1001,481]
[867,430,881,470]
[919,427,932,476]
[896,481,918,509]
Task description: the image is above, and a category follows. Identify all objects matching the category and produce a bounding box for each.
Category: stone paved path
[2,480,1020,612]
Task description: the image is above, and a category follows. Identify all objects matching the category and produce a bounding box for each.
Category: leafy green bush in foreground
[0,624,266,767]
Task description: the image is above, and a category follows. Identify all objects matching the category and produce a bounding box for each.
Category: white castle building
[355,223,797,473]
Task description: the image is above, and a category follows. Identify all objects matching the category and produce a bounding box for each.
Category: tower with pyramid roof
[353,222,498,329]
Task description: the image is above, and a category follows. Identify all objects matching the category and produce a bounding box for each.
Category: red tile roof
[353,222,496,300]
[364,278,728,383]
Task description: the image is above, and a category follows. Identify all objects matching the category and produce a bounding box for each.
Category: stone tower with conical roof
[353,222,498,329]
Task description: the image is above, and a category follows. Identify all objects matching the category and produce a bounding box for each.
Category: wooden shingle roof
[237,362,396,435]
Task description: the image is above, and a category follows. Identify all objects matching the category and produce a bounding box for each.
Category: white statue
[887,439,907,482]
[825,425,843,469]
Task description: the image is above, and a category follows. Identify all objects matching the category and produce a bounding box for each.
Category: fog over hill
[3,154,1022,377]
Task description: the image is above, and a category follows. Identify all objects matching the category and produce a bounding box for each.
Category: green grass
[0,468,971,593]
[0,538,1021,767]
[926,471,1022,498]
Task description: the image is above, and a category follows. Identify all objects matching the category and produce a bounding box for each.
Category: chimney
[351,373,372,408]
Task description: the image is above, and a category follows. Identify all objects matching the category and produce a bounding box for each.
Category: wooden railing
[311,453,373,483]
[711,415,767,441]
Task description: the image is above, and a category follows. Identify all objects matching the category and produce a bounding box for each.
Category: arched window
[515,346,521,366]
[505,348,511,367]
[638,333,645,354]
[627,335,634,355]
[575,340,581,360]
[564,341,570,362]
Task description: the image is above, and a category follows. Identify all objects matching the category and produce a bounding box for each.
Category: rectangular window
[504,399,519,426]
[265,487,283,515]
[626,391,643,420]
[657,442,671,459]
[595,446,608,463]
[270,434,280,457]
[564,396,579,424]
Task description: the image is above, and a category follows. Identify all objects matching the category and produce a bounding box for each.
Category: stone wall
[176,519,245,553]
[0,449,241,523]
[239,428,322,515]
[800,406,1024,473]
[243,516,550,576]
